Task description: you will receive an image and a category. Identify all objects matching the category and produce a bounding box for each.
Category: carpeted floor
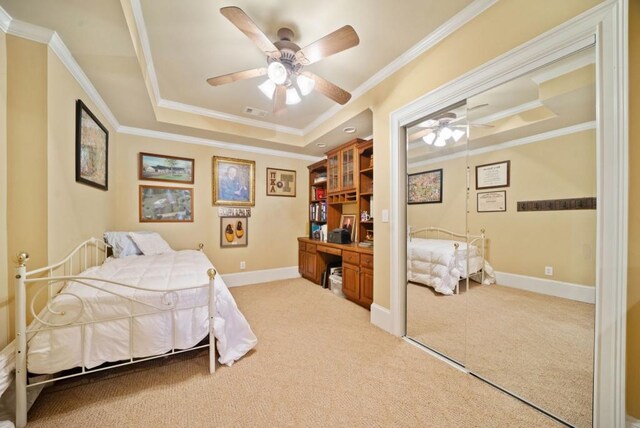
[407,281,594,428]
[25,278,561,427]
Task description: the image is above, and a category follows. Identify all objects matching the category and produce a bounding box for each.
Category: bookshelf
[358,140,374,246]
[308,160,327,240]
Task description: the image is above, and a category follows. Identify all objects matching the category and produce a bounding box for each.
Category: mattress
[26,250,257,374]
[407,238,495,295]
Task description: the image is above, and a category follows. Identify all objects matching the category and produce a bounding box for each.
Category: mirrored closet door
[405,45,596,428]
[405,101,469,365]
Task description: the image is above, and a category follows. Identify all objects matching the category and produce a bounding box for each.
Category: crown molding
[129,0,160,104]
[0,6,11,33]
[117,126,322,161]
[473,99,544,125]
[157,99,304,136]
[408,121,596,169]
[0,10,121,130]
[301,0,499,135]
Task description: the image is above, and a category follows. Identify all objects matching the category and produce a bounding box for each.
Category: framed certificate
[477,191,507,213]
[475,160,510,189]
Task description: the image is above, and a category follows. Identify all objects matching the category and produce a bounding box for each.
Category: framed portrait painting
[75,99,108,190]
[139,152,194,184]
[408,168,443,204]
[266,168,296,197]
[339,214,357,243]
[139,185,193,222]
[212,156,255,206]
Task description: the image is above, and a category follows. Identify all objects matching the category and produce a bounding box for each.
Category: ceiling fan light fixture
[258,79,276,99]
[286,87,301,105]
[267,61,287,85]
[434,136,447,147]
[297,74,315,96]
[440,126,453,140]
[423,132,436,145]
[452,129,465,142]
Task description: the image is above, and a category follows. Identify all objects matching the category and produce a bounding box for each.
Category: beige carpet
[25,278,561,427]
[407,281,594,427]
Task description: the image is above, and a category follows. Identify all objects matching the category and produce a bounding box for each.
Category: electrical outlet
[544,266,553,276]
[240,261,246,270]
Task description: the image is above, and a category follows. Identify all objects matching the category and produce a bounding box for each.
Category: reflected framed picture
[339,214,357,243]
[139,152,194,184]
[212,156,255,206]
[75,99,108,190]
[139,185,193,222]
[408,168,442,204]
[266,167,296,197]
[477,190,507,213]
[475,160,510,189]
[220,217,248,248]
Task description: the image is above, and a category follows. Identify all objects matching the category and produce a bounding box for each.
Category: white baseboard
[221,266,300,288]
[494,271,595,304]
[628,415,640,428]
[370,303,392,333]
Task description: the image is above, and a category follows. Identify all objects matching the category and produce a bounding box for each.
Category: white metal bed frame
[14,238,217,428]
[408,226,487,294]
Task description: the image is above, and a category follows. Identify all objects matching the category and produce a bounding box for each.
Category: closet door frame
[383,2,628,427]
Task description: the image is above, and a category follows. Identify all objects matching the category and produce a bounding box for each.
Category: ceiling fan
[206,6,360,113]
[409,109,493,145]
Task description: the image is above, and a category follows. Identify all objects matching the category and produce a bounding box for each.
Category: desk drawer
[343,250,359,265]
[318,245,341,256]
[306,243,317,253]
[360,253,373,270]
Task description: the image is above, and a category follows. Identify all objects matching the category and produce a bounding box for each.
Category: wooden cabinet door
[340,146,356,190]
[298,249,304,274]
[327,152,340,193]
[342,262,359,301]
[305,251,316,279]
[359,267,374,307]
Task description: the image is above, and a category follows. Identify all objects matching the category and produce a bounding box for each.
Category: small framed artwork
[75,99,109,190]
[139,185,193,222]
[408,168,443,204]
[139,152,194,184]
[475,160,510,189]
[477,191,507,213]
[221,217,248,248]
[212,156,255,206]
[218,207,251,217]
[340,214,357,243]
[266,167,296,197]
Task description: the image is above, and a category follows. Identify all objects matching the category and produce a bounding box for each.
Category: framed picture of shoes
[220,217,248,248]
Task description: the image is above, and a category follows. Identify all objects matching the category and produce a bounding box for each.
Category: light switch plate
[382,209,389,223]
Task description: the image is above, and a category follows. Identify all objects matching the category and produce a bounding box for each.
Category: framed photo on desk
[340,214,357,242]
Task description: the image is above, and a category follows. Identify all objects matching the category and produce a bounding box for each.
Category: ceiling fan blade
[470,123,495,128]
[220,7,281,59]
[206,67,267,86]
[408,128,435,143]
[273,85,286,114]
[468,103,489,111]
[302,71,351,105]
[295,25,359,66]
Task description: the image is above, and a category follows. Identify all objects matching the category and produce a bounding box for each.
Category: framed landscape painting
[75,99,108,190]
[139,185,193,222]
[139,152,194,184]
[408,169,443,204]
[212,156,255,206]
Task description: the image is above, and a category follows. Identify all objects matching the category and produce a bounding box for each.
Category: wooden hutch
[298,138,374,309]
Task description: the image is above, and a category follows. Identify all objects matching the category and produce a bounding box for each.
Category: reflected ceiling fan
[409,108,493,146]
[207,6,360,113]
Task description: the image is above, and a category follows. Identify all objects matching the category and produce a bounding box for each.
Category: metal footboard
[14,238,217,428]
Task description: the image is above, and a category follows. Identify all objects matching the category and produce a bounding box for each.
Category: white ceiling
[0,0,477,153]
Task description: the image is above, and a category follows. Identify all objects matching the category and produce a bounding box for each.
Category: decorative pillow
[103,232,143,258]
[128,232,174,256]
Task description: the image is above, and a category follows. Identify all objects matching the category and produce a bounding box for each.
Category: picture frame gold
[212,156,255,206]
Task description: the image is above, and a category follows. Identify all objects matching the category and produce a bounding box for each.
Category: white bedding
[407,238,496,295]
[26,250,257,374]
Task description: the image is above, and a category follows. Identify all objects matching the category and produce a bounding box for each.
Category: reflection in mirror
[465,46,595,427]
[405,101,490,364]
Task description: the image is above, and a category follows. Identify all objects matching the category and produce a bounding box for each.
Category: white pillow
[128,232,174,256]
[103,232,143,258]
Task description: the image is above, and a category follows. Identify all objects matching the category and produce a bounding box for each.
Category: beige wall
[627,0,640,418]
[409,131,596,286]
[114,133,309,274]
[46,50,117,262]
[0,30,7,348]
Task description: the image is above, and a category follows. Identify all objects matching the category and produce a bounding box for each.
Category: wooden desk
[297,237,373,309]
